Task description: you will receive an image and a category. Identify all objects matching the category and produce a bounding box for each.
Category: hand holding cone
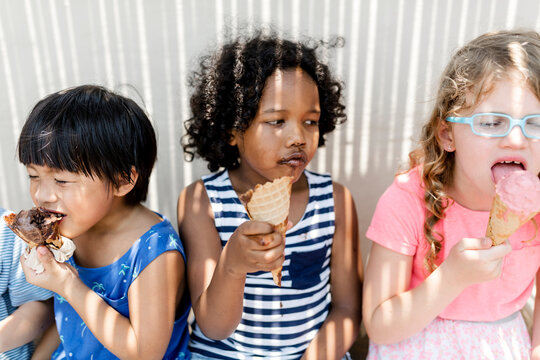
[486,171,540,245]
[4,207,76,273]
[4,207,65,249]
[240,176,293,286]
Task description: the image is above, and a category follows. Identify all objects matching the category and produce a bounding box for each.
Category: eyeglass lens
[472,114,540,137]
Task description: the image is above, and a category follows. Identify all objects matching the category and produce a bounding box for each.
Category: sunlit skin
[26,165,117,243]
[178,68,362,359]
[0,299,53,352]
[229,68,320,226]
[364,73,540,345]
[20,164,186,360]
[229,68,320,194]
[440,74,540,211]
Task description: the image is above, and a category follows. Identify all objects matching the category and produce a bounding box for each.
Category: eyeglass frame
[445,112,540,139]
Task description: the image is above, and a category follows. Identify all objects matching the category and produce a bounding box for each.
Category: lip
[279,151,307,167]
[491,156,527,169]
[490,156,527,183]
[39,207,67,220]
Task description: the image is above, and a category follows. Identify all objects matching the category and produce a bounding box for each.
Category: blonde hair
[409,29,540,272]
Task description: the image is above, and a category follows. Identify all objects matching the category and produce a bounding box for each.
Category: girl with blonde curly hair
[363,29,540,359]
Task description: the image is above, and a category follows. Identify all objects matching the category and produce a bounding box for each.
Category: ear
[113,166,138,197]
[437,119,455,152]
[228,129,240,146]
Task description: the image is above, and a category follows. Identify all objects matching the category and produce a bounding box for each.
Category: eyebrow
[261,108,321,114]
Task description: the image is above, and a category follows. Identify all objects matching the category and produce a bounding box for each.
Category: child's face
[26,164,115,239]
[442,74,540,210]
[230,68,320,184]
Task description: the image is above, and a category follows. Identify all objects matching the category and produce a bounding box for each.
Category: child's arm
[530,268,540,359]
[363,237,511,344]
[22,246,185,360]
[300,183,362,360]
[31,323,60,360]
[177,180,285,340]
[0,299,53,352]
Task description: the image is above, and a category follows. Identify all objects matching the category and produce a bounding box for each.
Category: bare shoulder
[329,180,362,317]
[177,179,214,227]
[177,179,220,252]
[178,179,208,206]
[331,181,356,221]
[330,180,361,272]
[332,181,347,197]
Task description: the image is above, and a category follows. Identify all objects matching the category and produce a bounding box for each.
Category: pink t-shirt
[366,167,540,321]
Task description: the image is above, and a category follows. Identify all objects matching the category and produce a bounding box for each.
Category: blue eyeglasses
[446,112,540,139]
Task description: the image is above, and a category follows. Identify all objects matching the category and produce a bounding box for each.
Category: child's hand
[20,245,79,295]
[222,220,286,279]
[440,237,511,289]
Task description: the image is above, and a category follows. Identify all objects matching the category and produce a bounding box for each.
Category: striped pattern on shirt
[0,208,53,360]
[189,170,335,360]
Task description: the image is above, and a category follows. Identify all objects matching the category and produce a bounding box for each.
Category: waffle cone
[3,208,64,249]
[486,194,537,245]
[240,176,293,286]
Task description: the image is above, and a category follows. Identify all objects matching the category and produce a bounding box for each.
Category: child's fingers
[457,237,492,251]
[478,240,512,261]
[462,239,511,261]
[253,247,285,271]
[36,245,55,265]
[239,220,275,236]
[19,255,31,277]
[286,220,293,230]
[19,253,41,284]
[253,231,283,247]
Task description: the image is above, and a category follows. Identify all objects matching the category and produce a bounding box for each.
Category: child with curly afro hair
[178,30,362,360]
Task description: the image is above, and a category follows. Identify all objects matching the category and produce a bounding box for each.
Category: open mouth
[491,160,526,184]
[38,207,66,223]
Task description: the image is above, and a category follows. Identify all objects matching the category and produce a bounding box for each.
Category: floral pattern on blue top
[52,215,190,360]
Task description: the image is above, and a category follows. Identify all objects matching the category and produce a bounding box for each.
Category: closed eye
[479,120,503,128]
[527,117,540,127]
[476,114,507,128]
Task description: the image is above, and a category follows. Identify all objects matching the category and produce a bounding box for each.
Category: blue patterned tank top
[52,215,190,360]
[190,170,335,359]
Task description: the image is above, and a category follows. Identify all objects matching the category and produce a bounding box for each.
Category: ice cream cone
[240,176,293,286]
[4,207,76,273]
[486,171,540,246]
[486,194,537,245]
[3,208,64,248]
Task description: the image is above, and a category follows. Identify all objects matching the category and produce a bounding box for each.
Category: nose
[33,181,57,206]
[501,124,527,149]
[286,121,306,147]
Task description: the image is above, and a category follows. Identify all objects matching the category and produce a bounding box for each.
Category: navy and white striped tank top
[189,169,335,359]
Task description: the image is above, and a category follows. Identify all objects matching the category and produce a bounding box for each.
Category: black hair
[18,84,157,206]
[182,30,346,172]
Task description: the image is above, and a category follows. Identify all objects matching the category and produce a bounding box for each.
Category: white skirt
[367,312,531,360]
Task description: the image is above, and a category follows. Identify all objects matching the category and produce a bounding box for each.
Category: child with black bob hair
[19,85,155,206]
[19,85,191,359]
[178,30,362,359]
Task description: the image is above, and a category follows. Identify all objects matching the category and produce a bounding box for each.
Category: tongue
[492,163,524,183]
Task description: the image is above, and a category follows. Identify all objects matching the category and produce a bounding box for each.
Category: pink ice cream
[496,170,540,214]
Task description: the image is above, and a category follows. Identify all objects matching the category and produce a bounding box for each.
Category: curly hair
[182,30,346,172]
[408,29,540,272]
